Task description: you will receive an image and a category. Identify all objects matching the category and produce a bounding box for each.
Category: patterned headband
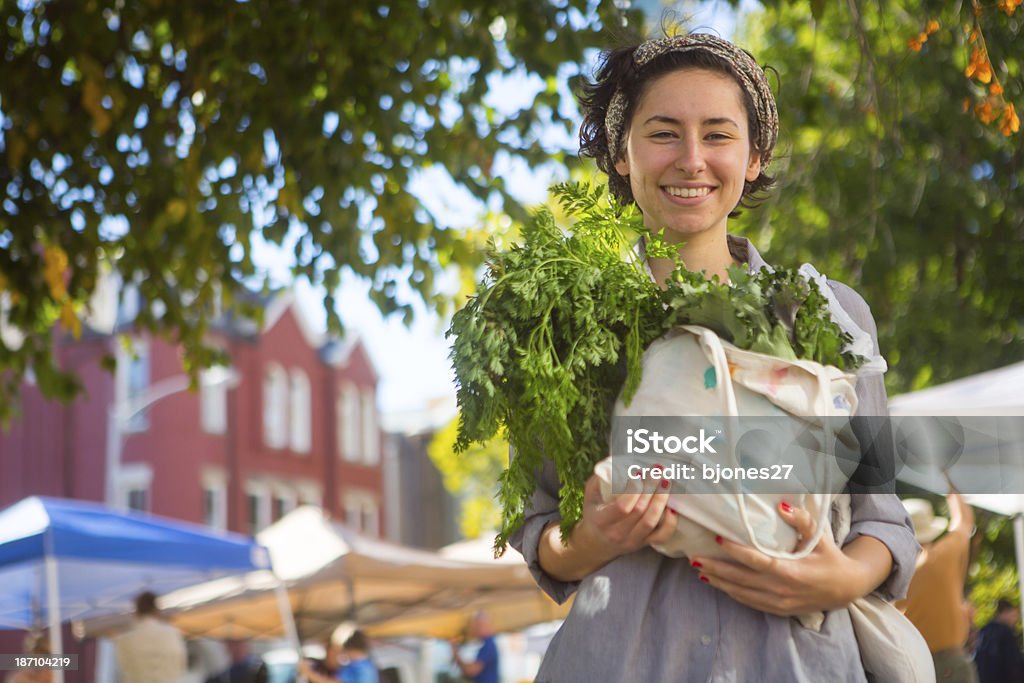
[604,34,779,169]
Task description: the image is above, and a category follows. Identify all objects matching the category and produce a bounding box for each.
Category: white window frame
[343,490,380,537]
[201,469,228,530]
[116,463,153,512]
[271,487,297,522]
[245,482,272,534]
[361,390,379,465]
[263,363,288,449]
[288,369,311,454]
[200,366,229,435]
[339,383,361,461]
[118,338,150,433]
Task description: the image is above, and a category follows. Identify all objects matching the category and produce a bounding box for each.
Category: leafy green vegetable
[448,182,866,555]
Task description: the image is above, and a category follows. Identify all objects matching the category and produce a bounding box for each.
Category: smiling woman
[507,32,921,683]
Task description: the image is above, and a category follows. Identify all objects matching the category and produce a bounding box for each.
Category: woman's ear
[614,152,630,178]
[745,151,762,182]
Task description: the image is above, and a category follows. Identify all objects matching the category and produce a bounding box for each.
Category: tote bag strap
[696,326,833,560]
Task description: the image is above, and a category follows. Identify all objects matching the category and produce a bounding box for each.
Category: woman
[509,32,918,682]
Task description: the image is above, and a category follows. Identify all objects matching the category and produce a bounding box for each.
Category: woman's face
[614,68,761,242]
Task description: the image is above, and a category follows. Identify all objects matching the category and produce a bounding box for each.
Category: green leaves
[0,0,643,419]
[450,182,864,553]
[449,182,663,551]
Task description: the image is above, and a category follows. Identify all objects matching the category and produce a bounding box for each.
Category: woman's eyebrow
[641,115,740,128]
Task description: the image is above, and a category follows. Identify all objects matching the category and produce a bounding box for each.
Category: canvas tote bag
[596,324,859,561]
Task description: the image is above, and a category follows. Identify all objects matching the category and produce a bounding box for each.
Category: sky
[255,1,742,432]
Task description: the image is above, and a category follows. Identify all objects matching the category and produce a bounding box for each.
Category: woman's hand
[537,473,678,582]
[690,502,893,616]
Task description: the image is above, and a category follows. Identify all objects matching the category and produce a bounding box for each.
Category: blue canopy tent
[0,496,297,682]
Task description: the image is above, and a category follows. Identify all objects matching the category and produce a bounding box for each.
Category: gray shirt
[509,236,919,682]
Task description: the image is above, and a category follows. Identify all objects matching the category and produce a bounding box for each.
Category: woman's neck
[647,231,736,289]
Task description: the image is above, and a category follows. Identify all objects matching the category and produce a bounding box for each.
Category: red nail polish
[660,480,669,489]
[780,501,793,513]
[669,508,678,515]
[691,560,702,568]
[699,575,710,583]
[715,535,723,545]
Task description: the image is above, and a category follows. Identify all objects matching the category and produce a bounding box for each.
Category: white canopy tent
[363,534,571,640]
[889,360,1024,641]
[83,507,567,642]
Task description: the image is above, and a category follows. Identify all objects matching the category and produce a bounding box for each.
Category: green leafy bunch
[663,266,865,370]
[448,183,667,553]
[448,182,867,555]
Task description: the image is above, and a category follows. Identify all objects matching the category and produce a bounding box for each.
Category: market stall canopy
[888,360,1024,417]
[888,360,1024,495]
[0,495,271,630]
[83,507,562,642]
[363,533,571,640]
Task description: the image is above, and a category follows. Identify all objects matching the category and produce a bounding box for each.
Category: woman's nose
[674,138,707,175]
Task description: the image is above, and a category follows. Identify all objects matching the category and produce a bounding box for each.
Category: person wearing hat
[896,490,977,682]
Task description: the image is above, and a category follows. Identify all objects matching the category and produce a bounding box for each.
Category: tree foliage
[733,0,1023,592]
[733,0,1023,396]
[0,0,642,420]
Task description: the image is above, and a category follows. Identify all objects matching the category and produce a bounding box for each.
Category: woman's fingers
[778,500,818,552]
[585,470,676,551]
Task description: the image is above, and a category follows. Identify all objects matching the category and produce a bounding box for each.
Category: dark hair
[579,41,776,216]
[342,629,370,652]
[997,598,1018,614]
[135,591,159,616]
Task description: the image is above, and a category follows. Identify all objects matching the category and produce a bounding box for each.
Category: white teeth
[666,186,711,198]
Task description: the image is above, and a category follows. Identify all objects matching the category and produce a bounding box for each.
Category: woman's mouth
[664,186,712,199]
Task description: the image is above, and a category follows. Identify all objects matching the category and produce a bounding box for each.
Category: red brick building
[0,288,386,537]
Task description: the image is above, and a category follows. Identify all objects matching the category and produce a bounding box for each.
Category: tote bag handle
[694,326,833,560]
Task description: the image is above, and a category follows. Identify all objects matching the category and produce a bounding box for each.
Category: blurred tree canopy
[733,0,1023,396]
[0,0,642,420]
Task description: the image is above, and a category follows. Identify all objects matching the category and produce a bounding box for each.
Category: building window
[202,470,227,530]
[289,369,311,453]
[121,339,150,432]
[271,490,296,522]
[117,463,153,512]
[245,483,271,534]
[344,491,379,537]
[126,488,148,512]
[361,391,379,465]
[263,364,288,449]
[339,383,360,461]
[200,367,229,435]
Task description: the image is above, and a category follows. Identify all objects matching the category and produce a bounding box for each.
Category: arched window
[289,369,311,453]
[263,363,288,449]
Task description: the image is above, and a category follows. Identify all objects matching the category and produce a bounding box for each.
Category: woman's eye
[706,132,732,141]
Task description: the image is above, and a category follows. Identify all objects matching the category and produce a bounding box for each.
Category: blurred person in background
[306,638,342,679]
[204,640,267,683]
[896,490,977,682]
[298,629,378,683]
[451,612,499,683]
[113,590,187,683]
[338,630,378,683]
[974,598,1024,683]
